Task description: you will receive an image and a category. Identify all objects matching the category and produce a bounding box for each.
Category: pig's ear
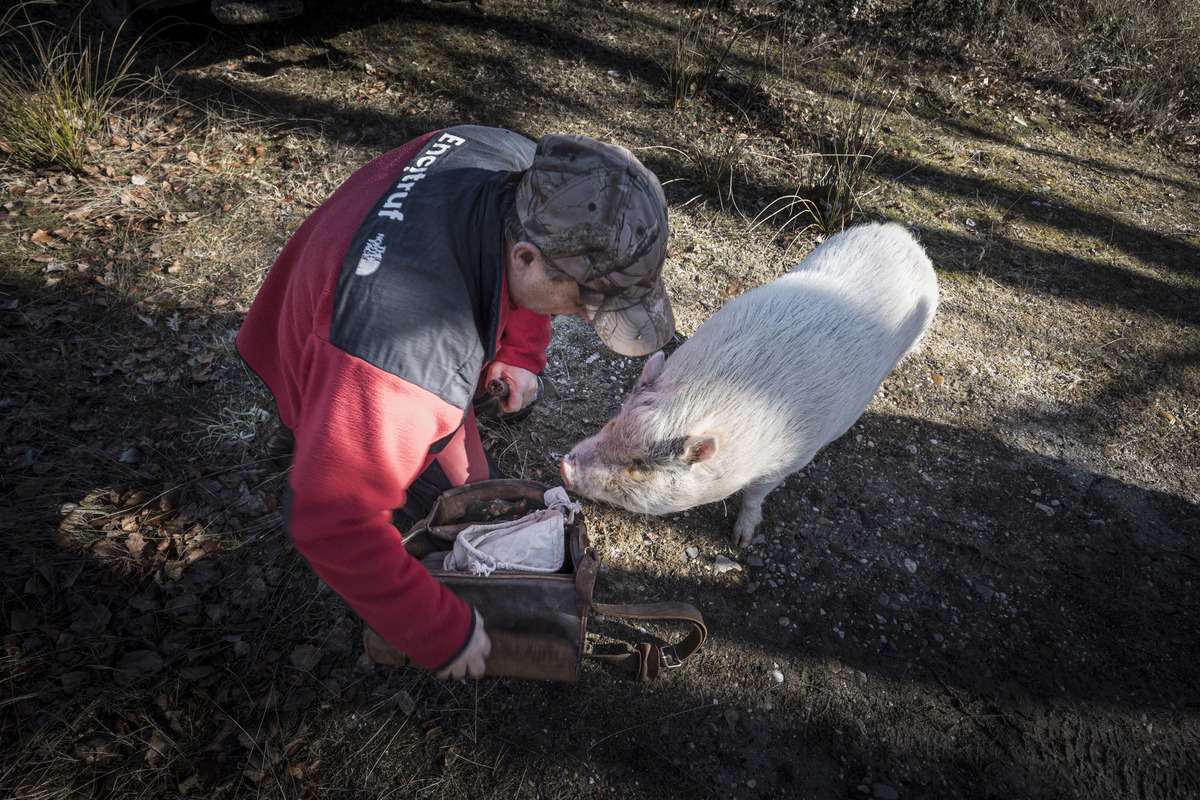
[636,351,666,389]
[681,434,717,466]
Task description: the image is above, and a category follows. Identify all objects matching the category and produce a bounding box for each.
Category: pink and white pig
[560,222,938,547]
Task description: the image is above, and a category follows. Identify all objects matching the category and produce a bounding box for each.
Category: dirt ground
[2,1,1198,798]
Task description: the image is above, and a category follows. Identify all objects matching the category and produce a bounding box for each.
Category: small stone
[826,656,843,673]
[903,558,918,574]
[975,583,995,600]
[772,669,784,683]
[746,555,764,568]
[714,555,742,575]
[684,546,699,560]
[873,784,900,800]
[878,592,890,606]
[778,616,790,627]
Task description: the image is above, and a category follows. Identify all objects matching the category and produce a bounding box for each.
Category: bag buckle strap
[660,644,684,668]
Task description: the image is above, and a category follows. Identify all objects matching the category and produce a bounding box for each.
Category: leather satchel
[362,479,707,682]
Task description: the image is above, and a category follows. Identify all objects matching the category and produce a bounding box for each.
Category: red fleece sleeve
[496,302,551,375]
[286,335,472,670]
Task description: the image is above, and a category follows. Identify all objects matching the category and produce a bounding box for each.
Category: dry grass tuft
[0,3,152,173]
[755,68,889,239]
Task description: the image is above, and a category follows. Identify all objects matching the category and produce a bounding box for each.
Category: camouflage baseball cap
[516,134,674,357]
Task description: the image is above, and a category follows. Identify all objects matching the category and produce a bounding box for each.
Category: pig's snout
[560,454,575,490]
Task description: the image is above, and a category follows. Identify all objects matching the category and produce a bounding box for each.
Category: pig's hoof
[730,521,756,548]
[731,504,762,548]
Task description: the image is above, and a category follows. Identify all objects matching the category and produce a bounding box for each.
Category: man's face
[507,242,594,319]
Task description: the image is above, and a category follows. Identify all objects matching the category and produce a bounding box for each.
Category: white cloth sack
[442,487,581,577]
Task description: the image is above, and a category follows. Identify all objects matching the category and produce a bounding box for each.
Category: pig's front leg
[732,479,782,548]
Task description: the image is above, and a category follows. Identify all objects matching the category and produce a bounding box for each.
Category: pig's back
[665,223,937,468]
[777,223,938,362]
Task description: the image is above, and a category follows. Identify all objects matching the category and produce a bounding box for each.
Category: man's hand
[484,362,540,414]
[435,611,491,680]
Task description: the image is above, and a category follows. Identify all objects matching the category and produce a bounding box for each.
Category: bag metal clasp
[660,644,683,668]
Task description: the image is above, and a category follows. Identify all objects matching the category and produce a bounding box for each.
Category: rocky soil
[2,1,1197,798]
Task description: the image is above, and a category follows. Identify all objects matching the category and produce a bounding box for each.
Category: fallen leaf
[282,687,317,713]
[1157,410,1177,424]
[71,601,113,633]
[126,531,146,560]
[90,539,127,560]
[113,652,164,690]
[10,609,37,632]
[290,644,321,672]
[144,728,174,768]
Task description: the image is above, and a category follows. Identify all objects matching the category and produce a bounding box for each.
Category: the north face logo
[355,232,387,276]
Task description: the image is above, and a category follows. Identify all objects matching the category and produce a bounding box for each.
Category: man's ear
[681,434,717,466]
[509,241,541,271]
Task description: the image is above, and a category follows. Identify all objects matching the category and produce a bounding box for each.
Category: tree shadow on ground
[3,230,1197,798]
[685,410,1198,710]
[490,408,1198,797]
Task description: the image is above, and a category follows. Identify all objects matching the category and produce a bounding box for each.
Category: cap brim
[588,278,675,357]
